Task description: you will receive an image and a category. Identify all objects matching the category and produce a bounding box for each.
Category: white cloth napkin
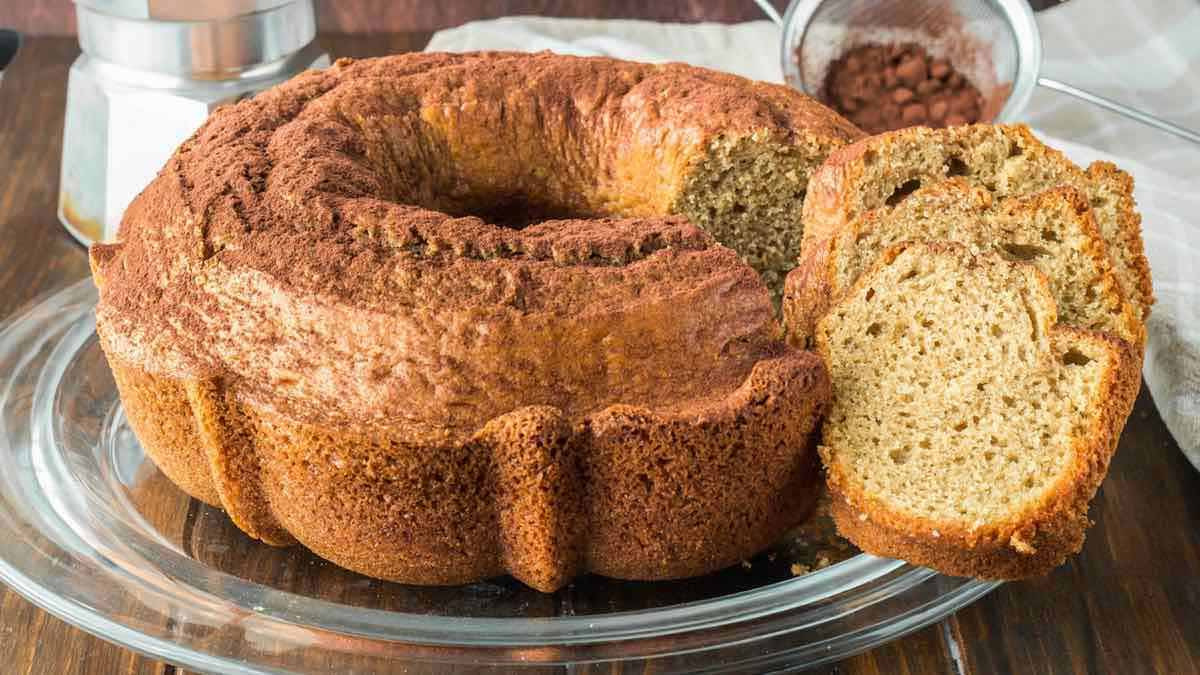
[426,3,1200,469]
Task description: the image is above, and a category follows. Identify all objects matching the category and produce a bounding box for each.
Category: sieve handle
[1038,77,1200,146]
[753,0,785,26]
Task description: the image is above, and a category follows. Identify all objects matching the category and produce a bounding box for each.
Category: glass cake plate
[0,280,999,673]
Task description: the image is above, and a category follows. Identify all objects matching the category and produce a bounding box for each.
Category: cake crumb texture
[816,242,1138,578]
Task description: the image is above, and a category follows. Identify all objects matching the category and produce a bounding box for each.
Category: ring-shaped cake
[90,52,862,590]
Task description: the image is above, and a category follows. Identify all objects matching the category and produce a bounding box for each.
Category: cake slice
[815,242,1138,578]
[786,179,1145,355]
[793,124,1153,324]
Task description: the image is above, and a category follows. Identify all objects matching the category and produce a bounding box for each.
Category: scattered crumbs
[767,552,777,562]
[858,512,868,521]
[791,563,811,576]
[740,559,753,570]
[816,554,831,569]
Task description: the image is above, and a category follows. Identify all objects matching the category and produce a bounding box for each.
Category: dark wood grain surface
[1,26,1195,675]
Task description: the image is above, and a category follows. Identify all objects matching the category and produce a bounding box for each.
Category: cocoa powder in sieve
[819,42,985,135]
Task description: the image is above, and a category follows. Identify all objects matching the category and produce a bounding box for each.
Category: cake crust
[108,349,829,591]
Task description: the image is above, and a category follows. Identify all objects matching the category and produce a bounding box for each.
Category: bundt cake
[88,52,862,591]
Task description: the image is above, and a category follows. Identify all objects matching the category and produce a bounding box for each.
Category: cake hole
[953,421,968,432]
[461,195,591,230]
[990,324,1003,337]
[1002,396,1015,407]
[1063,349,1092,366]
[999,243,1051,261]
[885,179,921,206]
[899,269,919,282]
[1007,143,1024,158]
[946,156,970,176]
[1041,228,1061,243]
[864,149,879,166]
[865,288,876,301]
[919,439,932,450]
[984,451,995,461]
[866,322,883,337]
[889,446,912,464]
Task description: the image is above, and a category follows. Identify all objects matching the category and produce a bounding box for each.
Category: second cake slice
[786,179,1145,357]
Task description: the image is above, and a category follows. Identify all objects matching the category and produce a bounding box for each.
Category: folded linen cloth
[426,4,1200,470]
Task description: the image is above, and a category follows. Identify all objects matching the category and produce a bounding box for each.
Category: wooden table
[1,33,1197,675]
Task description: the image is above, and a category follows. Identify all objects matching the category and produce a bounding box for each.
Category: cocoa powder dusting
[819,42,985,135]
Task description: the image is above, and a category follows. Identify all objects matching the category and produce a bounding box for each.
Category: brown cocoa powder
[819,42,985,135]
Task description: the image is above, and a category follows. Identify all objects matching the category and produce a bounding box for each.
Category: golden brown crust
[108,356,221,506]
[106,349,828,591]
[1085,161,1155,320]
[816,242,1139,579]
[782,235,837,349]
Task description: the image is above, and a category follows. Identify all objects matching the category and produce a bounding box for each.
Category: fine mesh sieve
[761,0,1200,144]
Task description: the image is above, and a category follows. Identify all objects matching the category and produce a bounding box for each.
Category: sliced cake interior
[824,179,1144,350]
[798,125,1152,321]
[816,241,1136,578]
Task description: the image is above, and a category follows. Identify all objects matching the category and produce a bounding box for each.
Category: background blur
[3,0,1066,35]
